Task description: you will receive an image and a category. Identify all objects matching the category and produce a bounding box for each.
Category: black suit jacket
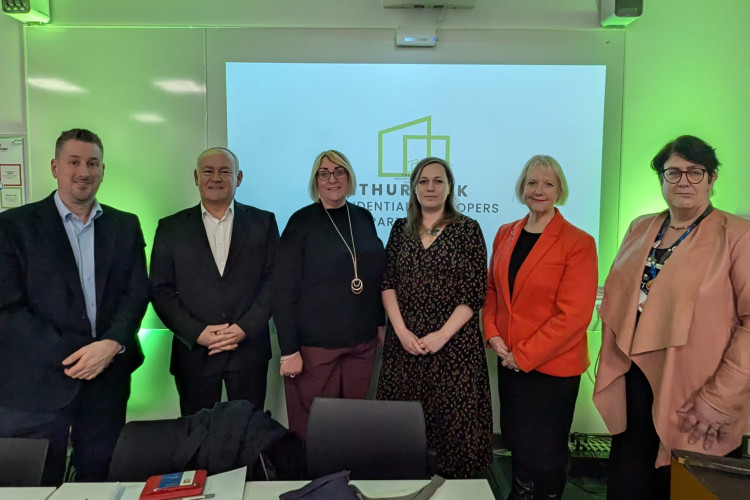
[149,202,279,381]
[0,193,149,412]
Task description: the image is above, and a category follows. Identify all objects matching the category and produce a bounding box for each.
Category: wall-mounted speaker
[1,0,49,23]
[600,0,642,27]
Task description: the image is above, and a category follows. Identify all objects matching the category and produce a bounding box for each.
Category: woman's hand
[280,351,304,378]
[418,331,450,354]
[396,329,427,356]
[501,351,521,372]
[677,394,733,450]
[488,336,510,358]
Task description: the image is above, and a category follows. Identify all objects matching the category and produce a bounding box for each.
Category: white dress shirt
[201,201,234,276]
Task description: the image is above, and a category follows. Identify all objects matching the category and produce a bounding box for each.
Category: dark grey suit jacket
[0,193,149,412]
[149,202,279,381]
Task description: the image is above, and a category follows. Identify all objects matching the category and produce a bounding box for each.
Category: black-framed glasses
[316,167,348,181]
[661,167,707,184]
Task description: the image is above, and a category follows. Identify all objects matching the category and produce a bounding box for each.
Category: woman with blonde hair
[484,154,598,499]
[273,150,386,442]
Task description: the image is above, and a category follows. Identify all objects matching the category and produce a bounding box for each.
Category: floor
[483,435,608,499]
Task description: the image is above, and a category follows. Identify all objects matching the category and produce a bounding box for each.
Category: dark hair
[651,135,720,179]
[405,157,462,237]
[55,129,104,158]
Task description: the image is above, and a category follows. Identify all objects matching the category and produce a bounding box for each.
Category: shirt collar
[54,191,103,224]
[201,200,235,222]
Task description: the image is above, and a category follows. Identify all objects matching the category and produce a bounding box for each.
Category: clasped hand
[676,394,733,451]
[396,329,449,356]
[62,339,121,380]
[488,336,520,371]
[196,323,246,355]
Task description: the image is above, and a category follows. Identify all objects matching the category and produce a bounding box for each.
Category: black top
[508,228,541,298]
[273,202,386,355]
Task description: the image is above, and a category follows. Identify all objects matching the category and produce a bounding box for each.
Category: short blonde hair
[308,150,357,202]
[514,154,569,206]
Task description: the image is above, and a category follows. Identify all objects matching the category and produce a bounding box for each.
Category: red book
[139,470,207,500]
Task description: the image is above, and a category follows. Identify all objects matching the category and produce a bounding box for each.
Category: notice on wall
[0,136,26,211]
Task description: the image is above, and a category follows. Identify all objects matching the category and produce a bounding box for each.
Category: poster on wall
[0,137,26,212]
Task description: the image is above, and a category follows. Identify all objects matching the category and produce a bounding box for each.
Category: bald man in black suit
[150,147,279,416]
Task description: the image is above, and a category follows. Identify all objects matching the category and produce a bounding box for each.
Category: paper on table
[202,467,246,500]
[48,481,125,500]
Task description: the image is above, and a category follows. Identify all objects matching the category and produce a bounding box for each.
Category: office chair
[0,437,49,486]
[108,419,188,481]
[306,398,431,480]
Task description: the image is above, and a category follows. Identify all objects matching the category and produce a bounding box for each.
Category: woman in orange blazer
[483,155,598,500]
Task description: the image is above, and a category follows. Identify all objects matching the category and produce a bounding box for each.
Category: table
[244,479,494,499]
[0,487,56,500]
[119,478,494,500]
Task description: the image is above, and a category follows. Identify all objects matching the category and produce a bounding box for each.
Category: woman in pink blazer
[484,155,598,500]
[594,135,750,499]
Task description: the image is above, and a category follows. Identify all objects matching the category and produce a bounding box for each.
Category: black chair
[109,403,305,481]
[0,437,49,486]
[108,419,187,481]
[306,398,431,480]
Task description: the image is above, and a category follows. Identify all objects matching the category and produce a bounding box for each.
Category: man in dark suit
[0,129,149,485]
[150,147,279,416]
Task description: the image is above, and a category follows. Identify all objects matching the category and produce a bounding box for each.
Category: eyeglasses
[316,167,348,181]
[661,167,707,184]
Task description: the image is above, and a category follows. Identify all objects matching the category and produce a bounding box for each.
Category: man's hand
[62,339,122,380]
[195,323,230,348]
[207,324,246,355]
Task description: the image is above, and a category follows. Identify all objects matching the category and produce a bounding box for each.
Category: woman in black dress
[273,150,386,442]
[376,157,493,479]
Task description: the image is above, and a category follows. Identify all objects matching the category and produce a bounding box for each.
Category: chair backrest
[306,398,427,480]
[108,419,187,481]
[0,437,48,486]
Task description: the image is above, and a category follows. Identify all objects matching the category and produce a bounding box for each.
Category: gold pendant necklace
[324,203,363,295]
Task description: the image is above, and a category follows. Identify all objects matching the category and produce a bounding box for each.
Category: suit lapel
[225,202,250,274]
[189,204,223,277]
[599,213,665,356]
[38,195,86,303]
[94,209,116,311]
[497,216,528,310]
[511,210,564,306]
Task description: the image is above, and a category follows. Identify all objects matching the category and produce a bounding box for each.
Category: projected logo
[377,116,450,178]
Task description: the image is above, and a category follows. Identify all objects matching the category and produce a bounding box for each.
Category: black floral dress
[376,216,493,478]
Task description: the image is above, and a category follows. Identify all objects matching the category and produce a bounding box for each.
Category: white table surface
[119,478,494,500]
[0,487,56,500]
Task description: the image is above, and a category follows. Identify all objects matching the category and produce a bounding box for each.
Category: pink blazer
[593,209,750,466]
[483,209,598,376]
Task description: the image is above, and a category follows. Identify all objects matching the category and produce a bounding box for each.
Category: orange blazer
[483,209,598,376]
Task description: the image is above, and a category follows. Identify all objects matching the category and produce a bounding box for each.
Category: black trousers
[0,374,130,485]
[497,362,580,496]
[607,362,669,500]
[175,361,269,417]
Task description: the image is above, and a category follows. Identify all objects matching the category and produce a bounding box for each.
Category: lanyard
[648,204,713,281]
